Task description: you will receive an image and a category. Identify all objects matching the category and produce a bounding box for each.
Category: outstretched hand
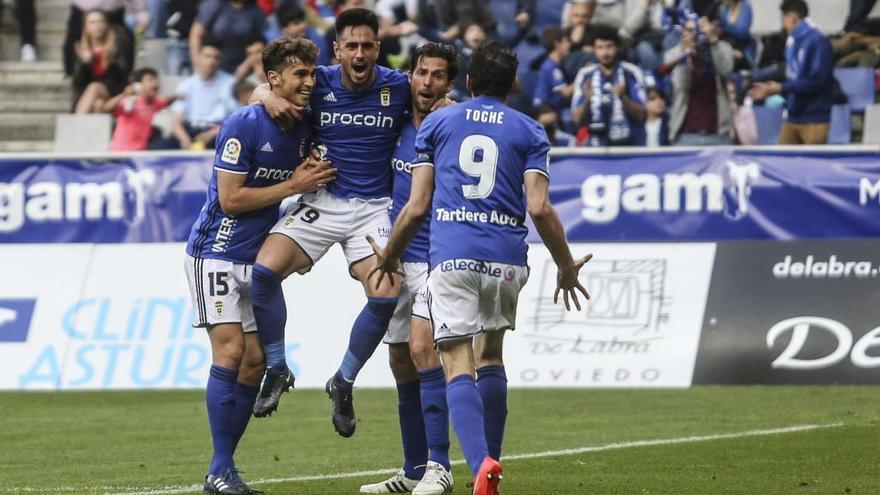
[554,253,593,311]
[366,235,405,291]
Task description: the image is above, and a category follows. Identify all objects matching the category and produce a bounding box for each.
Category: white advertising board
[0,243,714,389]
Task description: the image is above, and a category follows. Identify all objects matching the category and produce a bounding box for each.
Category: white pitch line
[5,423,845,495]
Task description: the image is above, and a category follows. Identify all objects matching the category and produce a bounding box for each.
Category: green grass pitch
[0,387,877,495]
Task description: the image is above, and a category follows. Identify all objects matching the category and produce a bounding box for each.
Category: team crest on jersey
[380,87,391,107]
[214,301,223,316]
[221,138,242,165]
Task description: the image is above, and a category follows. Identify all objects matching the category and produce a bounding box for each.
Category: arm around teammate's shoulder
[525,172,592,311]
[217,157,336,216]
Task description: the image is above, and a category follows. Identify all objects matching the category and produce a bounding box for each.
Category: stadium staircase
[0,0,71,152]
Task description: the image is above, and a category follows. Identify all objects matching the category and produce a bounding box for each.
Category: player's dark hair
[262,36,319,82]
[780,0,808,18]
[335,8,379,38]
[277,3,306,27]
[541,26,566,52]
[131,67,158,82]
[409,42,459,82]
[467,40,517,98]
[591,24,620,46]
[201,35,223,51]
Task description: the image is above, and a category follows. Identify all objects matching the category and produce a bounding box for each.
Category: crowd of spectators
[6,0,879,149]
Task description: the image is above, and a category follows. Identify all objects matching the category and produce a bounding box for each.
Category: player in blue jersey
[358,42,458,495]
[247,8,412,436]
[369,41,592,495]
[183,37,335,495]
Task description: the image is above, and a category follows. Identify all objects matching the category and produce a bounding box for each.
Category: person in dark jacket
[747,0,833,145]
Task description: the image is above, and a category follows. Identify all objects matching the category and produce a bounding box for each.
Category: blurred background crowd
[0,0,879,151]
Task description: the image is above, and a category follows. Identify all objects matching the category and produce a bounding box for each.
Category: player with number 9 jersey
[414,97,550,270]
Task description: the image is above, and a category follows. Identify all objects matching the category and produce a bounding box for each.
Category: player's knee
[215,340,245,368]
[388,344,415,379]
[476,346,503,367]
[239,354,266,384]
[409,339,437,368]
[367,296,398,319]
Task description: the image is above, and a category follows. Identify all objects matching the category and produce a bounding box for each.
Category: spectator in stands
[434,0,496,41]
[452,22,488,97]
[718,0,756,71]
[275,3,331,66]
[234,78,258,106]
[534,27,575,129]
[845,0,879,32]
[164,38,238,150]
[748,0,833,145]
[833,21,880,67]
[13,0,37,61]
[103,67,179,151]
[632,0,671,70]
[665,14,735,145]
[561,0,598,80]
[375,0,420,67]
[644,85,670,146]
[235,36,268,85]
[165,0,199,74]
[589,0,651,43]
[63,0,147,77]
[72,10,134,114]
[536,104,577,146]
[571,24,647,146]
[189,0,267,75]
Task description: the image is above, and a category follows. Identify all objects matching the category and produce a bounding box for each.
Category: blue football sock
[418,366,450,470]
[251,263,288,371]
[231,381,259,452]
[477,365,508,460]
[335,296,398,387]
[446,374,489,477]
[396,380,428,480]
[206,365,238,475]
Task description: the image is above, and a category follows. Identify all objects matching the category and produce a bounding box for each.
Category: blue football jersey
[390,119,430,263]
[415,96,551,268]
[186,105,312,264]
[310,64,410,200]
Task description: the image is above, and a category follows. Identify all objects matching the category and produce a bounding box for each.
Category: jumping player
[359,42,458,495]
[369,41,592,495]
[183,37,334,494]
[247,8,410,438]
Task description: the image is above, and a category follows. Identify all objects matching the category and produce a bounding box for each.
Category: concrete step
[0,112,56,141]
[0,67,65,83]
[0,32,63,61]
[0,140,54,153]
[0,79,72,98]
[0,97,69,113]
[0,60,62,72]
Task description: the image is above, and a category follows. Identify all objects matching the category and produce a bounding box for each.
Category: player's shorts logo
[380,87,391,107]
[503,266,516,282]
[214,300,223,317]
[221,138,242,165]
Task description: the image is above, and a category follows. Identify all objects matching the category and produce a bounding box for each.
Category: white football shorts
[428,259,529,343]
[384,261,430,344]
[184,254,257,332]
[269,189,392,277]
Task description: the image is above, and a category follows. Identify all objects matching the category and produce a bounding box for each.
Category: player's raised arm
[524,171,592,311]
[216,157,336,216]
[368,164,435,289]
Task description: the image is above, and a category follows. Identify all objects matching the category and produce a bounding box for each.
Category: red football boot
[472,457,503,495]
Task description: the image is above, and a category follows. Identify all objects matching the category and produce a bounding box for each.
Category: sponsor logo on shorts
[378,227,392,238]
[221,138,242,165]
[439,259,504,277]
[503,266,516,282]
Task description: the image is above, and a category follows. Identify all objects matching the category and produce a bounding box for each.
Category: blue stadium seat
[514,40,544,76]
[489,0,519,42]
[534,0,567,30]
[752,105,784,145]
[834,67,876,113]
[828,104,852,144]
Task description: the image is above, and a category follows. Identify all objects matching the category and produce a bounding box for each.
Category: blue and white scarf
[589,66,631,145]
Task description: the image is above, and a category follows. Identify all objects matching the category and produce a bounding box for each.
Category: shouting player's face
[335,25,380,90]
[410,56,452,116]
[271,57,317,108]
